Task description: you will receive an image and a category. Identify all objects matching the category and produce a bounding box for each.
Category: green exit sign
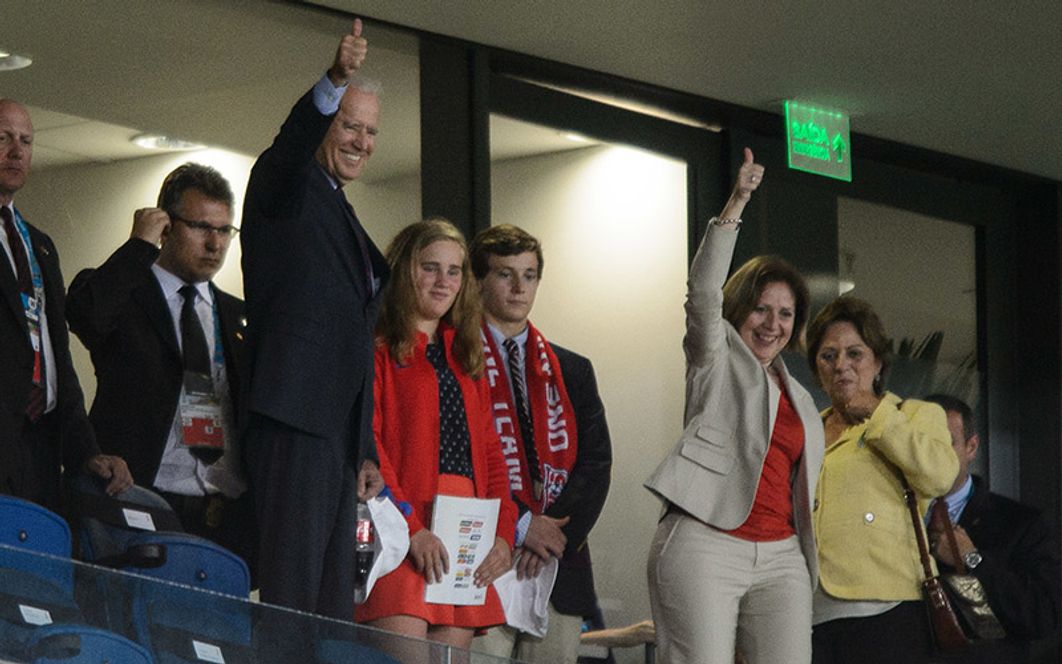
[785,101,851,182]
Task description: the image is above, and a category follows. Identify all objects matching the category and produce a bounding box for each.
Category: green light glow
[785,100,851,182]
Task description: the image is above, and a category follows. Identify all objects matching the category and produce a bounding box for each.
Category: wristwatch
[963,550,984,570]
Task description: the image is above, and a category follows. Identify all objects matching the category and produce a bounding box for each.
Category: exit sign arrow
[785,100,852,182]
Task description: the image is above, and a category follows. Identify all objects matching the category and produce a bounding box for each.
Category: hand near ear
[131,207,171,246]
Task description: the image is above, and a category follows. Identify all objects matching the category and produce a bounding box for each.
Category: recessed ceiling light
[131,133,205,151]
[563,132,591,143]
[0,50,32,71]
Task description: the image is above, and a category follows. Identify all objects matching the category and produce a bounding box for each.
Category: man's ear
[965,433,980,461]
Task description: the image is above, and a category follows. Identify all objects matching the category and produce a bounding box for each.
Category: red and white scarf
[482,322,579,513]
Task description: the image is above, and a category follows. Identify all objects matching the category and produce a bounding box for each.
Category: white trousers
[473,603,584,663]
[648,512,812,664]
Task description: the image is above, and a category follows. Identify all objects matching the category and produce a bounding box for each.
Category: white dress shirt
[150,263,245,498]
[0,203,58,412]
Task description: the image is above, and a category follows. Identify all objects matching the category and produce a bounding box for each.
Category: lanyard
[11,208,45,315]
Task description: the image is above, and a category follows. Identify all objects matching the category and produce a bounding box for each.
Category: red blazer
[374,325,517,546]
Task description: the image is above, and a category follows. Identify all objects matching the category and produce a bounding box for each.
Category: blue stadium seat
[0,495,71,557]
[25,623,154,664]
[315,637,403,664]
[69,479,258,661]
[127,533,251,663]
[69,477,183,568]
[0,496,80,659]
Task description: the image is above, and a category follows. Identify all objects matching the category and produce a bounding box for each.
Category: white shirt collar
[151,262,213,306]
[943,474,974,522]
[487,321,529,349]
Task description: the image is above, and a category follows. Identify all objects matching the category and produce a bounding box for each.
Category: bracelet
[710,216,742,227]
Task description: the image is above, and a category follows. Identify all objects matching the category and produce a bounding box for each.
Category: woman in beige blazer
[645,149,825,664]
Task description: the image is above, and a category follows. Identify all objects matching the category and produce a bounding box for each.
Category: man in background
[924,393,1059,663]
[67,163,255,570]
[0,98,130,509]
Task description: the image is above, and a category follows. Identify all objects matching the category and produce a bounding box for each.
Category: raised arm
[67,209,170,351]
[865,399,958,498]
[245,20,368,215]
[684,148,764,367]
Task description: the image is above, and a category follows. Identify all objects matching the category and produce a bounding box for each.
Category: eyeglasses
[172,215,239,238]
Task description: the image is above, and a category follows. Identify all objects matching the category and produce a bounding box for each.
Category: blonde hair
[377,218,484,378]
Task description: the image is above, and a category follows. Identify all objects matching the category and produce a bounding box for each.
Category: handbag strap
[930,499,968,574]
[899,474,938,581]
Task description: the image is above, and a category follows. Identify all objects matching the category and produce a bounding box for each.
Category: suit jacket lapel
[136,279,180,358]
[0,248,23,328]
[315,169,389,303]
[212,284,242,403]
[333,185,377,300]
[28,224,66,348]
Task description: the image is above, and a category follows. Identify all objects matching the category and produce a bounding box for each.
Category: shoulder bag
[928,500,1007,642]
[899,477,971,655]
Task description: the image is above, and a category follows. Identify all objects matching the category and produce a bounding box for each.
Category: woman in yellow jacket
[807,296,958,664]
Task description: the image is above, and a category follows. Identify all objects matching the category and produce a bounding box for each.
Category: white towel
[362,494,410,601]
[492,554,559,637]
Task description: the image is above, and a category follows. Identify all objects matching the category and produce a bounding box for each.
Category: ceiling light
[0,50,32,71]
[131,133,205,151]
[563,132,591,143]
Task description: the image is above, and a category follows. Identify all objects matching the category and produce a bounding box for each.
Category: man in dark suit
[470,224,612,663]
[67,163,256,569]
[925,394,1060,663]
[0,98,131,510]
[240,19,387,619]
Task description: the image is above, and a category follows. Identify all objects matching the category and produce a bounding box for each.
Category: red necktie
[2,207,45,421]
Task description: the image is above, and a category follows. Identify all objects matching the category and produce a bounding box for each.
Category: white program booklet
[424,494,500,606]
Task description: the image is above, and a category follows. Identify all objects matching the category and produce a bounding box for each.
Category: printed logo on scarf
[542,464,569,511]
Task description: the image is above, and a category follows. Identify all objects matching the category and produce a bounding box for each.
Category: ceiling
[321,0,1062,182]
[1,1,1059,183]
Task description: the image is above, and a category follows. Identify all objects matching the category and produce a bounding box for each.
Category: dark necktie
[2,207,45,421]
[504,338,541,485]
[336,187,375,294]
[179,285,212,381]
[179,285,222,464]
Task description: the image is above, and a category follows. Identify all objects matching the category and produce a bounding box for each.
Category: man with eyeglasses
[67,163,257,574]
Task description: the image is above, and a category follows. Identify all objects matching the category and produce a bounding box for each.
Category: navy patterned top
[425,342,474,479]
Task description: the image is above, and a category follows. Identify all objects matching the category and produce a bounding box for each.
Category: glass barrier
[0,543,519,664]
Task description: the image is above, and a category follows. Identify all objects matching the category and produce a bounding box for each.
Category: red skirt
[355,474,507,628]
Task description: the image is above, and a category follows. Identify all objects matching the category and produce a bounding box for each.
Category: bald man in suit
[0,98,131,510]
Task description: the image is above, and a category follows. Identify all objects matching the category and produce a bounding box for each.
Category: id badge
[20,292,39,323]
[19,292,43,385]
[179,389,225,452]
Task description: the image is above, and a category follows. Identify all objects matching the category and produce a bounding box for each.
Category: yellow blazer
[814,394,958,601]
[645,225,825,582]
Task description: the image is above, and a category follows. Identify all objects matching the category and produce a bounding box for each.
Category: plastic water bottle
[354,501,375,603]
